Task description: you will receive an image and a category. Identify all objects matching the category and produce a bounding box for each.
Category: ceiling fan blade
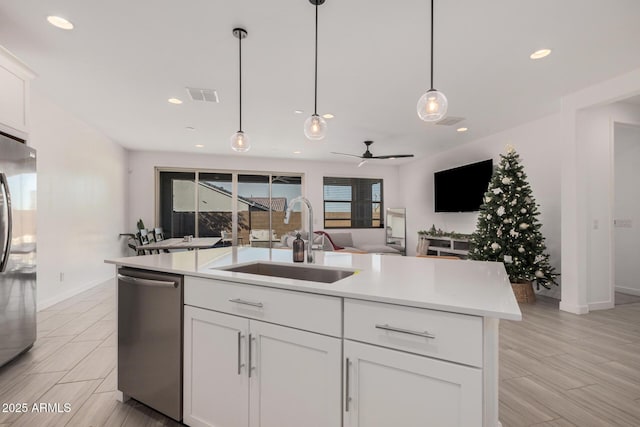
[371,154,415,159]
[330,152,363,158]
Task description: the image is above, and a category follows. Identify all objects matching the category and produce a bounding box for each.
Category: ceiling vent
[435,116,464,126]
[186,87,219,103]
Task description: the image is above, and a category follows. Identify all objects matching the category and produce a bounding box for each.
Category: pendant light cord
[238,33,243,132]
[430,0,434,90]
[314,2,319,115]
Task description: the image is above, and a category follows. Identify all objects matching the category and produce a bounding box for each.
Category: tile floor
[0,280,639,426]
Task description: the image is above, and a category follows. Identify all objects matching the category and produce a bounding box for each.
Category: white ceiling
[1,0,640,164]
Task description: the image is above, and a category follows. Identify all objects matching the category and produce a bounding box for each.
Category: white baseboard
[37,276,115,311]
[559,300,589,314]
[615,286,640,297]
[588,300,615,311]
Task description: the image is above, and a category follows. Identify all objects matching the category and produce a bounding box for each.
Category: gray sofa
[277,231,400,254]
[326,232,400,254]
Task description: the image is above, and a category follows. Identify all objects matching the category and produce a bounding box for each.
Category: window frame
[322,177,384,229]
[155,167,305,245]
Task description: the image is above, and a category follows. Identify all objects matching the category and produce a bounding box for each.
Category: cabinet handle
[375,324,436,339]
[248,334,255,378]
[237,332,245,375]
[229,298,264,308]
[345,358,352,412]
[248,333,252,378]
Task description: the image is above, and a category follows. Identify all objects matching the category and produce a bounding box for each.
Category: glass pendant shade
[303,114,327,140]
[230,131,250,152]
[417,89,448,122]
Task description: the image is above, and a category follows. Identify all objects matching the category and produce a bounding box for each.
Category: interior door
[343,340,482,427]
[184,306,249,427]
[249,320,342,427]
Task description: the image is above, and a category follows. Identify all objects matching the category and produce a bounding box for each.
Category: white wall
[127,151,401,247]
[576,102,640,308]
[559,66,640,314]
[614,123,640,296]
[398,115,562,278]
[30,91,128,310]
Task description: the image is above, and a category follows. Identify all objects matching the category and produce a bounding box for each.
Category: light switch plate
[614,219,633,228]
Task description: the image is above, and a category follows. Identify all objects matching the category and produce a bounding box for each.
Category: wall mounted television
[434,159,493,212]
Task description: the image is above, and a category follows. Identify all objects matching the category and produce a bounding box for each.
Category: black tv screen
[434,159,493,212]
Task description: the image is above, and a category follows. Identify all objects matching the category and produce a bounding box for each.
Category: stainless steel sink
[220,262,356,283]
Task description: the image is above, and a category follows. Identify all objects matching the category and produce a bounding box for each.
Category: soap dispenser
[292,233,305,263]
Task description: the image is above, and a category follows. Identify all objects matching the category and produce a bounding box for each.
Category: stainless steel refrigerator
[0,132,36,367]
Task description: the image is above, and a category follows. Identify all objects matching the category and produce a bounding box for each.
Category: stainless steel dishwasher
[117,267,183,421]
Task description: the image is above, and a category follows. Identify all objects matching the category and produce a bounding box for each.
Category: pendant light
[417,0,448,122]
[303,0,327,140]
[231,28,250,152]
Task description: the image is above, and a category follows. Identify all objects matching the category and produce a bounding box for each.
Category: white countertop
[105,247,522,321]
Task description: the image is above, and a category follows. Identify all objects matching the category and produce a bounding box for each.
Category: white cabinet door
[344,340,483,427]
[0,47,33,136]
[0,65,25,133]
[184,306,250,427]
[249,321,342,427]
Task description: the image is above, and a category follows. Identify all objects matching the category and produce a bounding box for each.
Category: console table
[423,236,470,259]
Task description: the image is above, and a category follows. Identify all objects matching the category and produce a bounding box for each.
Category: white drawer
[185,276,342,337]
[344,299,483,367]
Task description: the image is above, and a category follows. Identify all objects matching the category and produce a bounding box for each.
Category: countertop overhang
[106,247,522,321]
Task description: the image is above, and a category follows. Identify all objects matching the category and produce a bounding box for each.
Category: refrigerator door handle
[0,172,12,273]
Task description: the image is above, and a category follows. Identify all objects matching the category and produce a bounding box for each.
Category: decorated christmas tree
[468,146,557,289]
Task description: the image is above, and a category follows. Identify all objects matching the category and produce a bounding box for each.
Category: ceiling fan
[331,141,414,167]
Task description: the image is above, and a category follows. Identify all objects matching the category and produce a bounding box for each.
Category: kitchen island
[106,247,521,427]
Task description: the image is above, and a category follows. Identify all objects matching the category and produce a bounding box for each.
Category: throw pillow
[314,231,344,250]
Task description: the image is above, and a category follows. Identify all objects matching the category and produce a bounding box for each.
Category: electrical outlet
[593,219,599,230]
[59,272,64,282]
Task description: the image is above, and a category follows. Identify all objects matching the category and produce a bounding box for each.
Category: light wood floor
[1,281,639,426]
[0,280,180,427]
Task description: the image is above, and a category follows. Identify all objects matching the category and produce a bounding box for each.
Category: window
[157,169,302,247]
[323,177,383,228]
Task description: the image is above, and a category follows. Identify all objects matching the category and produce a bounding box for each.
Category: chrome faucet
[284,196,315,263]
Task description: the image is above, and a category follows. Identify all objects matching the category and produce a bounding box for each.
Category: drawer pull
[229,298,264,308]
[375,324,436,339]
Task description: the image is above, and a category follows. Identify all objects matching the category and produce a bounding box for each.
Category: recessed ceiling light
[195,144,204,148]
[322,113,334,119]
[457,127,468,132]
[294,110,304,114]
[168,98,183,105]
[530,49,551,60]
[185,126,195,131]
[47,16,74,30]
[293,150,302,154]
